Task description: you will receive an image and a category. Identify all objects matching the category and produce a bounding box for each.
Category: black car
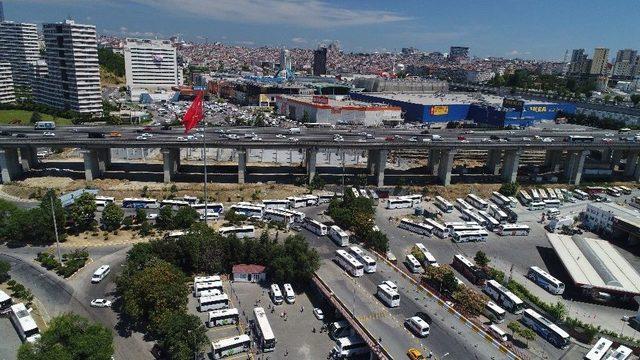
[161,124,172,131]
[0,130,11,136]
[490,135,500,140]
[15,133,27,138]
[88,132,105,138]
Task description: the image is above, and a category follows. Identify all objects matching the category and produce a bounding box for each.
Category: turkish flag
[181,91,204,133]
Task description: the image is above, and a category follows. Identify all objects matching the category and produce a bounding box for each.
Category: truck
[545,217,574,233]
[289,127,301,134]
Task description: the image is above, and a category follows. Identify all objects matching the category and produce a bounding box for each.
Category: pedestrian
[300,305,304,312]
[312,327,316,333]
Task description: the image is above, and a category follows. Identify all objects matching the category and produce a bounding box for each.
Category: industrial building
[275,95,402,126]
[124,38,178,90]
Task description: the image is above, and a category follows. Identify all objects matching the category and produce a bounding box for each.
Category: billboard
[502,98,525,111]
[313,95,329,104]
[430,105,449,116]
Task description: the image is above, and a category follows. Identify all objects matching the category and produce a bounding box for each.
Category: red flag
[181,91,204,133]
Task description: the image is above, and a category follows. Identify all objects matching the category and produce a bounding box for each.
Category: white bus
[193,281,223,297]
[269,284,284,305]
[619,186,632,195]
[405,316,430,337]
[424,218,449,238]
[180,195,198,205]
[402,194,423,206]
[530,189,541,202]
[538,188,549,200]
[507,196,518,208]
[630,196,640,210]
[218,225,255,239]
[199,294,229,312]
[211,334,251,359]
[521,309,570,348]
[335,250,364,277]
[349,187,360,198]
[10,303,40,343]
[283,283,296,304]
[573,189,588,200]
[484,280,524,314]
[303,218,327,236]
[194,275,221,284]
[484,301,506,324]
[435,196,454,213]
[317,192,337,204]
[455,198,474,212]
[546,188,557,199]
[386,197,413,209]
[359,189,369,199]
[376,283,400,307]
[527,266,565,295]
[94,196,115,208]
[405,254,423,273]
[452,230,489,243]
[34,121,55,130]
[445,221,480,229]
[263,209,293,225]
[122,197,159,209]
[585,337,613,360]
[496,224,530,236]
[528,201,546,211]
[518,190,532,205]
[488,204,509,223]
[398,218,433,236]
[489,324,508,342]
[160,199,190,210]
[329,225,349,247]
[607,187,622,197]
[349,246,376,273]
[560,189,574,202]
[477,210,500,230]
[466,194,489,210]
[262,199,289,210]
[605,345,633,360]
[280,208,305,222]
[565,135,594,143]
[414,243,438,267]
[0,290,12,311]
[544,199,561,208]
[253,307,276,352]
[332,335,369,358]
[191,202,224,214]
[207,308,239,327]
[230,204,263,218]
[91,265,111,283]
[460,208,487,227]
[287,195,318,208]
[491,192,510,207]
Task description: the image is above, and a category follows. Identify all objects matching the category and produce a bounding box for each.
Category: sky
[2,0,639,60]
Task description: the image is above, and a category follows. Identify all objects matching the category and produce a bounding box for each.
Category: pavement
[0,317,22,360]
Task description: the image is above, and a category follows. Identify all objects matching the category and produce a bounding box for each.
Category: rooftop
[232,264,266,274]
[278,95,401,110]
[357,92,555,107]
[587,202,640,220]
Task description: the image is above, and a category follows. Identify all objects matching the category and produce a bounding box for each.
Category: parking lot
[0,317,21,360]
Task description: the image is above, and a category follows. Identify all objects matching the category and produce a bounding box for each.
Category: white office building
[124,38,178,90]
[582,202,640,234]
[37,20,102,116]
[0,22,40,89]
[0,62,15,103]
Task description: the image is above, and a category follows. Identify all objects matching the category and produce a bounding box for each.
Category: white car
[90,298,112,308]
[251,136,263,142]
[177,136,187,141]
[542,137,554,143]
[42,132,55,137]
[135,135,147,140]
[146,213,158,220]
[289,137,299,142]
[313,308,324,320]
[409,137,418,142]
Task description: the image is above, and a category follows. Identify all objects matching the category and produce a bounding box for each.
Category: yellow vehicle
[108,131,122,137]
[407,348,425,360]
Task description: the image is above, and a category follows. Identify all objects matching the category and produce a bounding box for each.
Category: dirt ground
[62,229,155,248]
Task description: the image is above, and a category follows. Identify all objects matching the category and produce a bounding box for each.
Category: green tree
[98,47,125,77]
[547,301,567,322]
[156,205,175,230]
[499,182,519,197]
[631,94,640,106]
[308,175,326,191]
[0,260,10,283]
[135,208,147,223]
[269,235,320,285]
[139,220,152,237]
[67,192,97,232]
[122,216,134,229]
[17,313,113,360]
[520,328,536,346]
[101,203,124,231]
[452,286,487,317]
[29,111,42,124]
[173,207,199,229]
[508,321,522,338]
[223,208,246,225]
[474,250,490,268]
[156,312,208,360]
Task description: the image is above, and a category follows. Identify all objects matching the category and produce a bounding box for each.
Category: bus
[194,275,221,284]
[560,189,574,202]
[491,192,510,207]
[0,290,12,312]
[502,206,518,224]
[287,195,318,208]
[527,266,565,295]
[283,283,296,304]
[424,218,449,238]
[211,334,251,359]
[263,209,293,225]
[230,204,263,218]
[349,187,360,198]
[585,337,613,360]
[332,335,369,358]
[180,195,198,205]
[546,188,557,200]
[521,309,570,348]
[122,198,159,209]
[193,281,223,297]
[269,284,284,305]
[484,280,524,314]
[199,294,229,312]
[387,197,413,209]
[452,254,487,285]
[303,218,327,236]
[399,218,433,236]
[573,189,588,200]
[95,196,115,208]
[317,192,338,204]
[207,308,239,327]
[191,203,224,214]
[630,196,640,210]
[488,324,508,342]
[605,345,633,360]
[435,196,454,213]
[530,189,541,202]
[507,196,518,208]
[606,188,621,197]
[10,303,40,343]
[619,186,632,195]
[455,198,474,212]
[518,190,532,205]
[405,254,423,273]
[402,194,423,206]
[466,194,489,210]
[414,243,438,267]
[359,189,369,199]
[488,204,508,223]
[262,199,289,210]
[565,135,594,143]
[544,199,561,208]
[460,209,487,227]
[376,283,400,307]
[91,265,111,283]
[368,190,379,205]
[34,121,55,130]
[496,224,530,236]
[218,226,255,239]
[528,201,546,211]
[329,225,349,247]
[484,301,506,324]
[160,199,190,210]
[349,246,376,273]
[538,188,548,201]
[280,208,305,222]
[335,250,364,277]
[253,307,276,352]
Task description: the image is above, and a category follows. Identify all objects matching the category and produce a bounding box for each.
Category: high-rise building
[612,49,638,79]
[0,1,4,23]
[124,38,178,89]
[449,46,469,61]
[0,22,40,88]
[313,47,327,76]
[278,48,291,76]
[589,47,610,75]
[37,20,102,116]
[0,62,15,103]
[569,49,589,75]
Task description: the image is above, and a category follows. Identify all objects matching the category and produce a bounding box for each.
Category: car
[90,298,112,308]
[522,137,531,141]
[542,137,554,143]
[420,129,430,134]
[142,133,153,138]
[406,348,425,360]
[464,130,475,134]
[161,124,172,130]
[143,126,153,132]
[43,131,55,137]
[177,136,187,141]
[146,213,158,220]
[136,135,147,140]
[457,135,466,141]
[313,308,324,320]
[288,137,299,142]
[489,135,500,140]
[409,137,418,142]
[108,131,122,137]
[0,130,11,136]
[481,138,492,143]
[385,136,395,141]
[357,139,367,143]
[251,136,263,142]
[602,138,613,143]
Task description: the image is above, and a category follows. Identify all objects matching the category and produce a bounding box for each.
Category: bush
[499,182,519,197]
[0,260,10,283]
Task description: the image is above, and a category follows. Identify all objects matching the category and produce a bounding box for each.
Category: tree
[135,208,147,224]
[173,207,199,229]
[223,208,246,225]
[308,175,326,191]
[139,220,152,237]
[499,182,519,197]
[269,235,320,285]
[29,111,42,124]
[67,192,97,232]
[547,301,567,322]
[156,205,175,230]
[452,287,487,317]
[631,94,640,106]
[520,328,536,346]
[507,321,522,338]
[473,250,490,268]
[157,312,208,360]
[0,259,10,283]
[17,313,113,360]
[101,203,124,231]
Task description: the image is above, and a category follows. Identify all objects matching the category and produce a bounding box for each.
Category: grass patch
[0,110,72,125]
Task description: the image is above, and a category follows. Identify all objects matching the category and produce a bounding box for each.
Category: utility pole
[50,194,62,263]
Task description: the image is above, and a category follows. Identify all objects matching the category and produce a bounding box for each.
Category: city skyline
[2,0,639,60]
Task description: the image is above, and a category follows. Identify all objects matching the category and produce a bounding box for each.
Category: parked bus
[479,209,502,231]
[606,188,621,197]
[460,208,486,227]
[94,196,115,208]
[573,189,588,200]
[402,194,423,206]
[283,283,296,304]
[565,135,594,143]
[218,225,255,239]
[538,188,549,201]
[435,196,454,213]
[335,250,364,277]
[488,204,508,223]
[496,224,530,236]
[502,206,519,223]
[269,284,284,305]
[544,199,561,208]
[0,290,12,312]
[553,189,564,201]
[399,218,433,236]
[546,188,557,200]
[9,303,40,343]
[349,246,376,273]
[288,196,311,208]
[586,187,606,195]
[91,265,111,283]
[585,337,613,360]
[122,197,159,209]
[445,221,481,230]
[160,199,190,210]
[484,301,506,324]
[280,208,305,222]
[199,294,229,312]
[349,187,360,198]
[452,254,487,285]
[230,204,263,218]
[405,254,423,273]
[263,209,293,225]
[328,225,349,247]
[332,335,369,358]
[455,198,474,212]
[414,243,438,267]
[387,197,413,209]
[207,308,239,327]
[466,194,489,210]
[194,275,221,284]
[368,189,379,205]
[605,345,633,360]
[488,324,508,342]
[518,190,532,205]
[630,196,640,210]
[253,307,276,352]
[484,280,524,314]
[34,121,55,130]
[527,266,565,295]
[424,218,449,238]
[317,192,337,204]
[191,203,224,214]
[490,192,510,207]
[530,189,540,202]
[619,186,632,195]
[211,334,251,359]
[507,196,518,208]
[193,281,223,297]
[303,218,327,236]
[376,283,400,307]
[262,199,289,210]
[528,201,546,211]
[358,189,369,199]
[521,308,570,348]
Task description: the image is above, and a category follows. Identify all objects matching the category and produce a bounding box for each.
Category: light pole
[50,193,62,263]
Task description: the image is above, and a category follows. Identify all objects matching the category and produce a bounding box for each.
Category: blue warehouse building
[350,92,576,127]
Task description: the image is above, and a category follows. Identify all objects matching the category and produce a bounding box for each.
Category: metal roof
[547,234,640,295]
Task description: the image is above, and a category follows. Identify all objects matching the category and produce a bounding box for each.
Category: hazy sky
[3,0,639,60]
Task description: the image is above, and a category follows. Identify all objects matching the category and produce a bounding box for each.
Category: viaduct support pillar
[0,148,22,183]
[544,150,563,172]
[624,150,639,178]
[502,149,522,183]
[237,148,247,184]
[437,149,456,186]
[611,150,623,170]
[19,147,38,171]
[161,148,177,183]
[97,148,112,174]
[306,148,317,183]
[367,149,378,175]
[427,149,441,176]
[485,149,502,175]
[601,148,612,163]
[82,149,101,182]
[564,150,588,185]
[375,149,388,187]
[170,149,180,173]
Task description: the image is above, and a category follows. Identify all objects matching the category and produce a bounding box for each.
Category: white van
[91,265,111,283]
[283,283,296,304]
[405,316,430,337]
[489,324,508,342]
[269,284,284,305]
